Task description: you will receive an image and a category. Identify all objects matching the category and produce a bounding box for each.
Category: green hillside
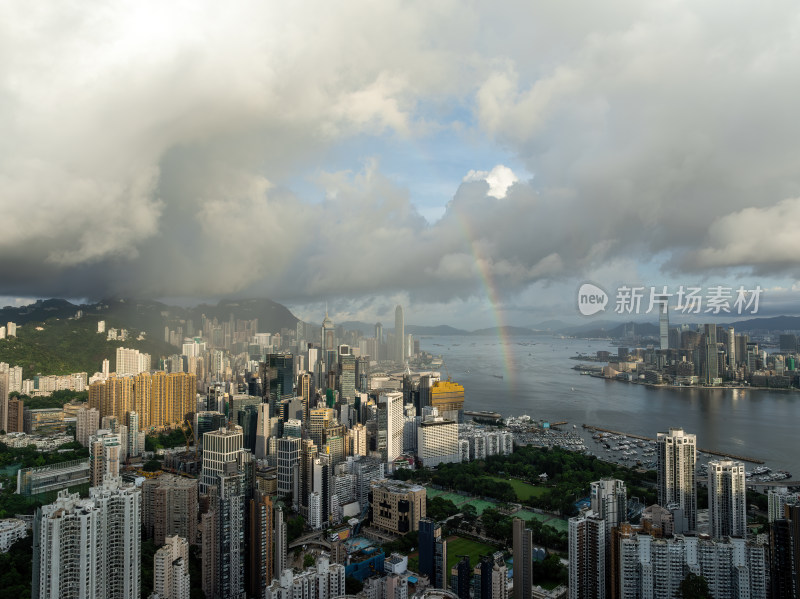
[0,317,175,379]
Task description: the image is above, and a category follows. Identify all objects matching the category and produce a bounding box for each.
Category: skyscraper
[33,490,102,599]
[395,305,405,363]
[76,406,100,447]
[91,478,142,597]
[277,436,301,500]
[727,325,736,368]
[262,354,294,416]
[708,460,747,539]
[429,380,465,423]
[418,518,440,584]
[274,506,287,577]
[568,512,605,599]
[89,431,122,487]
[153,535,190,599]
[200,426,243,494]
[115,346,151,376]
[142,473,199,545]
[213,462,246,599]
[512,518,532,599]
[321,311,335,354]
[590,478,626,598]
[378,392,404,462]
[657,428,697,531]
[702,324,718,384]
[247,493,273,598]
[33,479,142,599]
[451,556,471,599]
[656,294,669,350]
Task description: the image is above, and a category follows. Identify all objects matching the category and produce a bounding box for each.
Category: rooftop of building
[371,479,425,494]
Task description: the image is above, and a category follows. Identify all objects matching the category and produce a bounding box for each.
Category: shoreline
[579,371,799,392]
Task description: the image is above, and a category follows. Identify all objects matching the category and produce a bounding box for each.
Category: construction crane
[178,419,198,459]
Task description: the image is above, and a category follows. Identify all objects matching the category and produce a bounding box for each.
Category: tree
[287,515,306,542]
[677,572,712,599]
[142,460,162,472]
[303,554,316,568]
[345,577,364,594]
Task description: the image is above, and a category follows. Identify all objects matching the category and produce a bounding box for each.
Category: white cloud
[463,165,519,199]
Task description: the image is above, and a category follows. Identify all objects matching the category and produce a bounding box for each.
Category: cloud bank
[2,1,800,317]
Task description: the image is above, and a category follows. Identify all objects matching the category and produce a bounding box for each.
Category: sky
[3,1,800,328]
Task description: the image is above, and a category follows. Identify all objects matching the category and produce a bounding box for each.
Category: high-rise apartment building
[76,406,100,447]
[247,493,274,597]
[33,490,102,599]
[6,396,23,433]
[568,512,605,599]
[417,415,460,468]
[378,392,404,462]
[708,460,747,539]
[513,518,533,599]
[89,431,122,487]
[657,427,697,530]
[211,462,246,599]
[33,478,142,599]
[590,478,626,598]
[142,473,199,545]
[476,552,508,599]
[617,531,767,598]
[115,346,151,376]
[153,535,190,599]
[274,506,287,580]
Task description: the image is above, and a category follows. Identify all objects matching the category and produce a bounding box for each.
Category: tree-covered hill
[0,317,174,379]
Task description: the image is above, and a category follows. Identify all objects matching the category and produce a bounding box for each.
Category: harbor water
[418,335,800,475]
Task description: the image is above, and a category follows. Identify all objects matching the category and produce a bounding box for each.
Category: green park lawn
[407,536,500,574]
[483,476,546,502]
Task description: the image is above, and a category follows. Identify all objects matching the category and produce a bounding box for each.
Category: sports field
[407,536,500,574]
[445,536,500,570]
[483,476,546,501]
[426,487,497,514]
[511,509,569,532]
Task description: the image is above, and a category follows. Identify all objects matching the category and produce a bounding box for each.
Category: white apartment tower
[34,478,142,599]
[154,536,191,599]
[417,416,460,468]
[33,490,102,599]
[657,428,697,530]
[708,460,747,539]
[378,392,404,462]
[115,347,151,376]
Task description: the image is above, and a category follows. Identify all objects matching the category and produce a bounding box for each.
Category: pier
[582,424,765,464]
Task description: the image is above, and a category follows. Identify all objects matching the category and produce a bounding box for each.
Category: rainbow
[452,208,515,383]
